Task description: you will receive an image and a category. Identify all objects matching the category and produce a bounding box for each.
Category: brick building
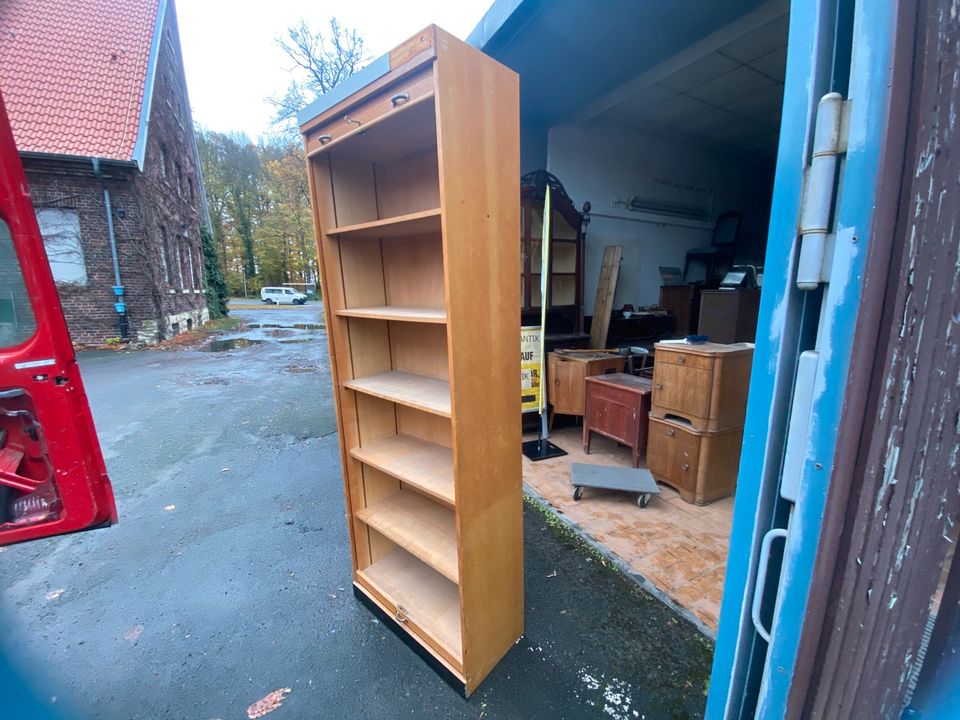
[0,0,208,344]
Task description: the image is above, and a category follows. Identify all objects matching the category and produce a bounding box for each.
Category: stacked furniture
[300,26,521,695]
[647,342,753,504]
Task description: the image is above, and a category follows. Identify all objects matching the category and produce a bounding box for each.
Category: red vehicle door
[0,91,116,545]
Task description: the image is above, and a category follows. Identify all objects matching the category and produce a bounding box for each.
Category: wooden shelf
[351,434,454,506]
[325,208,442,239]
[356,490,458,582]
[344,371,451,417]
[304,27,522,695]
[358,548,462,662]
[336,306,447,324]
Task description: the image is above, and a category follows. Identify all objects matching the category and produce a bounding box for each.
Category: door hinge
[797,93,852,290]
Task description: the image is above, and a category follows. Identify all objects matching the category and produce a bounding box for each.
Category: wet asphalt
[0,302,712,719]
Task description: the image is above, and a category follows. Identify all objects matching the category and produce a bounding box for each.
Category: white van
[260,287,307,305]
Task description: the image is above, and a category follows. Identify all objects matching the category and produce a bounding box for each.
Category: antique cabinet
[647,417,744,504]
[650,342,753,431]
[658,284,700,337]
[300,26,521,695]
[547,350,623,421]
[698,289,761,343]
[582,373,653,468]
[648,342,753,503]
[520,178,585,339]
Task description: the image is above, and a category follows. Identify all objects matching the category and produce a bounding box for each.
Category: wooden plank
[356,490,458,582]
[351,433,455,506]
[357,547,462,663]
[335,306,447,323]
[325,208,441,239]
[589,244,623,349]
[344,371,451,417]
[433,27,523,695]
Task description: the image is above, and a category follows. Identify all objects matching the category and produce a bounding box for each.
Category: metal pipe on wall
[90,158,128,340]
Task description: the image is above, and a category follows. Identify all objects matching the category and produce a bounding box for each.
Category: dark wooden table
[583,373,653,468]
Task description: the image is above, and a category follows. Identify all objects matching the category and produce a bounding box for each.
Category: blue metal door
[706,0,898,716]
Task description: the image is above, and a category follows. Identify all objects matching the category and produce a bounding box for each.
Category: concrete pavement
[1,303,712,719]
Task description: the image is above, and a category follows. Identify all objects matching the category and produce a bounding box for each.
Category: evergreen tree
[201,224,229,317]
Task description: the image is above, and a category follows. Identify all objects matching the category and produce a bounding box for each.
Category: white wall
[546,118,773,314]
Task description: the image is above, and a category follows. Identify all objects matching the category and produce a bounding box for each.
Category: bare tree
[269,18,368,137]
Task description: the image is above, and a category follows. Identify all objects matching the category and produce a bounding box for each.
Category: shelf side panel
[433,29,523,693]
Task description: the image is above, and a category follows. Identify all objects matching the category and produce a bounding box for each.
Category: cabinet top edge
[297,26,439,132]
[654,341,755,356]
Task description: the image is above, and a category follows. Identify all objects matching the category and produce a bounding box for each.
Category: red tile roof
[0,0,160,161]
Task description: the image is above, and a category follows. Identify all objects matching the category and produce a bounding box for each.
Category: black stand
[522,436,567,461]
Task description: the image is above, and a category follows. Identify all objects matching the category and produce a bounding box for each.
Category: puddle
[198,377,230,385]
[200,338,265,352]
[247,323,324,331]
[284,365,319,373]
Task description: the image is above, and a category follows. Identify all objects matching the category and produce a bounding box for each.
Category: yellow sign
[521,326,542,413]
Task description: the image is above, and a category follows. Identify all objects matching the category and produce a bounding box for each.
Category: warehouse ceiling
[471,0,789,163]
[598,13,788,162]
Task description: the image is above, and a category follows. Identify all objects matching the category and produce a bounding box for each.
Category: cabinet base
[650,471,736,505]
[353,584,467,697]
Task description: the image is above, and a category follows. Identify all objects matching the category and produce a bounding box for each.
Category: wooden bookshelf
[301,25,521,695]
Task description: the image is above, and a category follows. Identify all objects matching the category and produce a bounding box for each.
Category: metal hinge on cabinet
[796,93,853,290]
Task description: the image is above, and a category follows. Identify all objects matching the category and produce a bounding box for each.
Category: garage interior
[477,0,790,633]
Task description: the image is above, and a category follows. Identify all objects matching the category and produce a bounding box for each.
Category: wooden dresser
[648,342,753,503]
[300,26,520,695]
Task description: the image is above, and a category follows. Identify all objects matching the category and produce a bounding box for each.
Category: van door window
[0,217,37,349]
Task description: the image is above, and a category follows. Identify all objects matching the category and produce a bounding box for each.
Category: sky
[176,0,494,140]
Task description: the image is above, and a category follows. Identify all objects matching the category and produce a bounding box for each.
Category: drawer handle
[391,92,411,107]
[395,605,409,624]
[655,383,663,390]
[667,428,675,436]
[682,463,690,471]
[317,134,332,145]
[677,356,686,364]
[344,114,362,128]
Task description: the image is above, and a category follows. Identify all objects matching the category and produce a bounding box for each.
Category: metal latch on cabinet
[796,93,852,290]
